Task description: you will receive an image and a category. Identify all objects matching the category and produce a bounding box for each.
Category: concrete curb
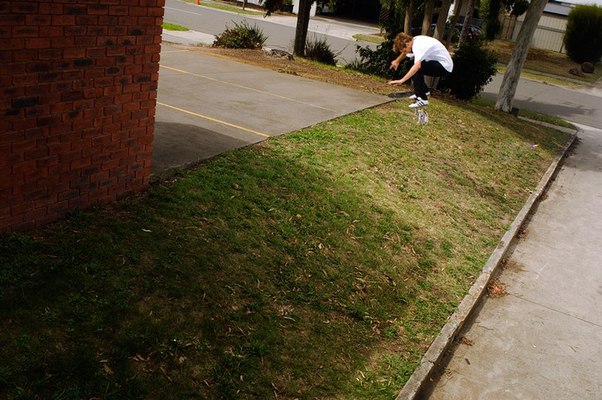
[395,123,579,400]
[162,29,215,46]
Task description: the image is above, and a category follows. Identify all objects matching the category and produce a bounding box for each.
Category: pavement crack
[510,293,602,328]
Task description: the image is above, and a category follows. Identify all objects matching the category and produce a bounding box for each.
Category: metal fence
[498,14,567,53]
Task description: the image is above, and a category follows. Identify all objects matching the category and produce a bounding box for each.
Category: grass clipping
[0,99,571,399]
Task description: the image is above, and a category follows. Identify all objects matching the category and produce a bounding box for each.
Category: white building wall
[512,3,571,53]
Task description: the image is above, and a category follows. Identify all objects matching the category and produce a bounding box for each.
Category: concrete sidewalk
[162,29,215,46]
[418,124,602,399]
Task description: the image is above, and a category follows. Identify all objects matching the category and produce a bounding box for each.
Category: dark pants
[413,61,450,100]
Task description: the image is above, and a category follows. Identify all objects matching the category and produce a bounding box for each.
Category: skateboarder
[387,33,453,109]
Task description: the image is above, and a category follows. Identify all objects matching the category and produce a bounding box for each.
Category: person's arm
[387,60,422,86]
[389,52,406,71]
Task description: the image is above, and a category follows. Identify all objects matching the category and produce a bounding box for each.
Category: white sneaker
[409,98,428,108]
[409,92,430,100]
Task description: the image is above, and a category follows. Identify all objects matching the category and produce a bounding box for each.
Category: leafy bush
[564,4,602,63]
[438,41,498,100]
[304,37,337,66]
[213,21,267,49]
[347,39,408,79]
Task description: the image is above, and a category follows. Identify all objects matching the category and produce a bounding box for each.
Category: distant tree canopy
[482,0,529,41]
[505,0,529,16]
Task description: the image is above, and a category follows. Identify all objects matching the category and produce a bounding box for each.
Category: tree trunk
[445,0,464,47]
[434,0,453,41]
[293,0,312,56]
[483,0,503,40]
[242,0,248,10]
[458,0,474,47]
[495,0,548,112]
[404,0,415,34]
[422,0,436,34]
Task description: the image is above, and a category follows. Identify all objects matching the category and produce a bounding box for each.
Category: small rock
[267,49,294,60]
[581,62,595,73]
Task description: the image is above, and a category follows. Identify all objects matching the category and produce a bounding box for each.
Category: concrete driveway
[154,43,390,174]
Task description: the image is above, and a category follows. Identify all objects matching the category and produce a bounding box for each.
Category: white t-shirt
[412,36,453,73]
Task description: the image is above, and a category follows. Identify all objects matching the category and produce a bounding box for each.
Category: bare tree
[405,0,416,34]
[293,0,313,55]
[495,0,548,112]
[264,0,312,56]
[458,0,475,46]
[445,0,465,46]
[434,0,454,41]
[422,0,436,34]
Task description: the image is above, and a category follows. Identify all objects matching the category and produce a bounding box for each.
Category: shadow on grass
[0,100,573,400]
[0,145,440,399]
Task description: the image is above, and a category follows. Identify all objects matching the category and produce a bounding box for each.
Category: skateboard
[414,105,428,125]
[388,92,429,125]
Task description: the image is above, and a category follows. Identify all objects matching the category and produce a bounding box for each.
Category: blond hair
[393,33,413,53]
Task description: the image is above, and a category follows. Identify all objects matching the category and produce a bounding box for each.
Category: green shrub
[213,21,267,49]
[304,37,337,65]
[438,41,498,100]
[564,5,602,63]
[347,39,408,79]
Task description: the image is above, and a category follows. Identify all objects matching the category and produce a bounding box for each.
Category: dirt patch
[191,45,395,95]
[503,259,525,272]
[459,336,474,346]
[487,278,508,298]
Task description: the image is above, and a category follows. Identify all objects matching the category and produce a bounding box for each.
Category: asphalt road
[163,0,376,63]
[483,74,602,129]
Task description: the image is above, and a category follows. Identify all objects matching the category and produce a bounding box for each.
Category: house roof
[544,1,573,16]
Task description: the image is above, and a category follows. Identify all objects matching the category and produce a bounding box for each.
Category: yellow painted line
[157,102,270,138]
[160,64,333,111]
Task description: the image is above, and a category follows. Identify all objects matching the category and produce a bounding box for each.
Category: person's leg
[412,68,429,100]
[421,60,449,78]
[420,61,450,100]
[410,61,450,107]
[412,61,448,100]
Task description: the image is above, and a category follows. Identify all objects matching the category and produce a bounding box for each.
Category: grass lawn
[0,95,572,399]
[353,33,386,44]
[163,22,189,31]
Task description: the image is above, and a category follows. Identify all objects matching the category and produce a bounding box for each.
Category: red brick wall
[0,0,165,232]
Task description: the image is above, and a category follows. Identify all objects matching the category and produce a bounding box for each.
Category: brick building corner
[1,0,165,232]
